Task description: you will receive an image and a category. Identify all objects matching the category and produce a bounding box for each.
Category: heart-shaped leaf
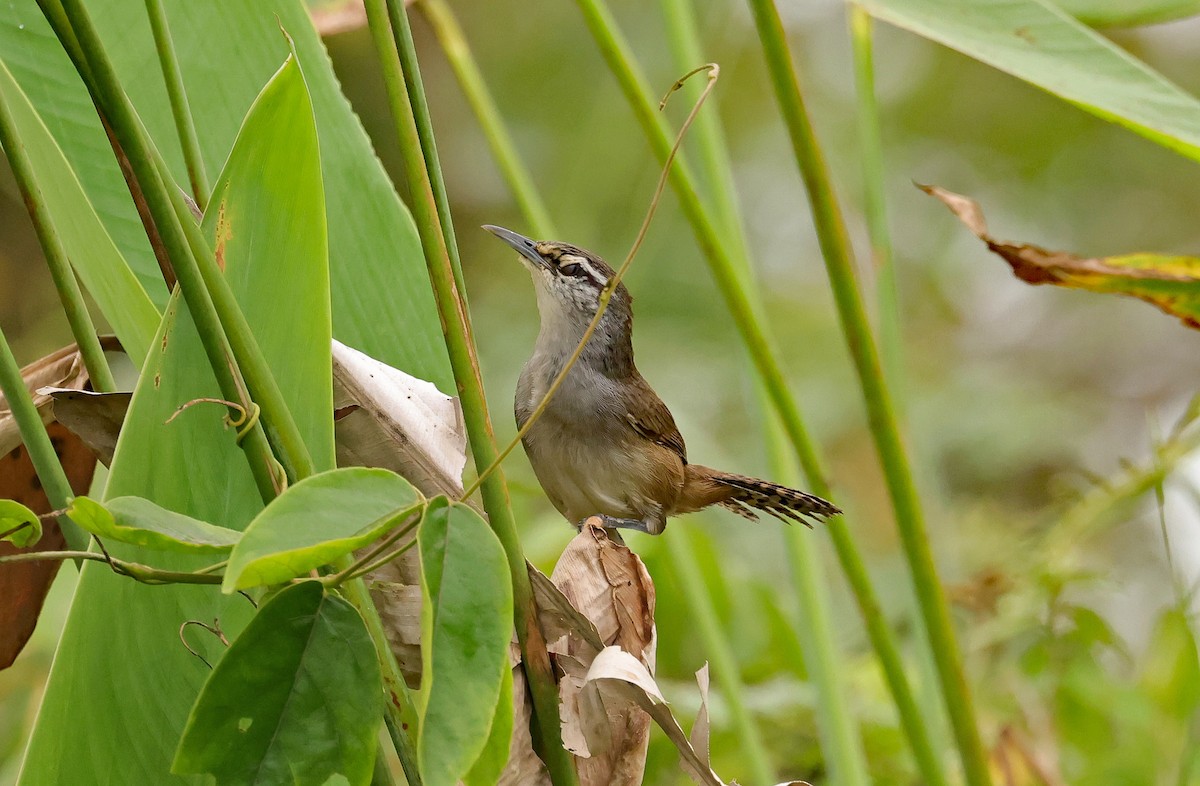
[223,467,423,591]
[173,581,381,785]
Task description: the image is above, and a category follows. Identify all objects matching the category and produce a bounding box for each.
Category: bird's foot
[577,514,654,534]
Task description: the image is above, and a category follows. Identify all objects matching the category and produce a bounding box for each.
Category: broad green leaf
[173,581,381,786]
[0,499,40,548]
[0,60,159,364]
[1140,608,1200,718]
[925,184,1200,329]
[1054,0,1200,27]
[223,467,423,591]
[66,495,239,554]
[0,0,453,390]
[860,0,1200,163]
[465,665,515,786]
[419,499,514,786]
[202,53,334,475]
[19,55,331,785]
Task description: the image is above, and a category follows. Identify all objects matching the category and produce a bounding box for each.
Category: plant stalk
[849,5,905,411]
[573,2,946,782]
[659,3,871,782]
[143,0,210,209]
[666,531,776,783]
[417,0,558,239]
[362,2,576,782]
[744,2,991,783]
[0,87,117,393]
[0,328,89,551]
[384,0,467,296]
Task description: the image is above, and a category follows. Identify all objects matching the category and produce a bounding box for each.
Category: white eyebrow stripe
[564,255,605,285]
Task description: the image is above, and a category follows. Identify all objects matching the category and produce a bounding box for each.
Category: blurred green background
[4,0,1200,783]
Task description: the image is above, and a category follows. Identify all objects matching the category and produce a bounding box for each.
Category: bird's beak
[482,224,550,271]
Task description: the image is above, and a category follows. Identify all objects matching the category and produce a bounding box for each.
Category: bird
[484,224,840,535]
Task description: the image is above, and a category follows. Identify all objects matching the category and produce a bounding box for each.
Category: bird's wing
[623,374,687,463]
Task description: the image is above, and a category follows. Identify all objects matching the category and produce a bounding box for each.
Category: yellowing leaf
[923,184,1200,329]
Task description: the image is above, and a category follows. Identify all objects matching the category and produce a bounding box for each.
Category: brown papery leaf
[0,342,91,456]
[579,647,726,786]
[920,183,1200,329]
[546,521,656,786]
[1,344,99,669]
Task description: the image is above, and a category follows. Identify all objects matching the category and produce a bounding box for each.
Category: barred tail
[680,465,840,527]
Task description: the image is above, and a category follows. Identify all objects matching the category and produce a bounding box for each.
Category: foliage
[2,0,1200,784]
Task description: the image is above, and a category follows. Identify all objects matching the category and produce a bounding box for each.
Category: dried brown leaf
[0,423,96,669]
[550,520,655,663]
[921,183,1200,329]
[0,342,91,456]
[0,343,106,668]
[42,389,131,466]
[545,522,657,785]
[580,647,726,786]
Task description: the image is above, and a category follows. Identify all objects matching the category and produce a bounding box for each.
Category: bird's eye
[559,262,582,276]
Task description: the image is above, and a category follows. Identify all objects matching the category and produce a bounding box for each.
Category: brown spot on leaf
[153,373,161,389]
[1014,26,1036,44]
[214,200,233,272]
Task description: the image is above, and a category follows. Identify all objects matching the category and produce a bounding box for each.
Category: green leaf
[0,0,452,390]
[66,495,239,554]
[173,581,381,786]
[224,467,423,591]
[465,664,514,786]
[419,499,514,786]
[0,59,159,364]
[0,499,41,548]
[19,50,332,785]
[1054,0,1200,28]
[202,53,334,474]
[1140,607,1200,718]
[859,0,1200,162]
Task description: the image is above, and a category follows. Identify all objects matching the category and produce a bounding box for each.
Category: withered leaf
[548,521,657,786]
[0,422,96,669]
[0,343,103,669]
[921,183,1200,329]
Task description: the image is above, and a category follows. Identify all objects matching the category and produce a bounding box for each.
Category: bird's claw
[577,514,653,534]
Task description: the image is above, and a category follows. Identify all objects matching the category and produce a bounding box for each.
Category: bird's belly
[522,418,679,524]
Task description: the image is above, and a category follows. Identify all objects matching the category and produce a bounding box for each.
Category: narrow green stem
[659,3,871,782]
[0,328,88,551]
[1049,424,1200,560]
[143,0,210,208]
[0,549,222,584]
[0,88,117,393]
[327,515,421,586]
[417,0,558,239]
[744,2,991,783]
[363,3,577,783]
[849,5,905,414]
[385,0,467,296]
[666,531,775,783]
[574,3,946,783]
